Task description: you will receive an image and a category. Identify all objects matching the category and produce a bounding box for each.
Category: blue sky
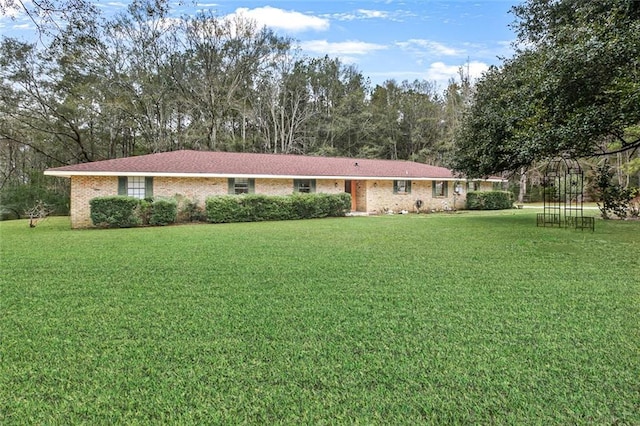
[1,0,519,90]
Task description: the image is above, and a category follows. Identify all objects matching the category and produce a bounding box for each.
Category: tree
[0,37,101,164]
[594,160,634,219]
[453,0,640,178]
[1,0,98,40]
[253,54,314,154]
[177,11,291,151]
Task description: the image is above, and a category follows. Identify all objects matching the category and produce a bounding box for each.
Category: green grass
[1,212,638,424]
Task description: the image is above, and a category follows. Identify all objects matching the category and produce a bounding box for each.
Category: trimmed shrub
[149,198,178,226]
[178,199,206,223]
[290,193,322,219]
[206,193,351,223]
[328,192,352,217]
[466,191,514,210]
[243,194,292,222]
[90,196,141,227]
[138,199,153,225]
[206,196,243,223]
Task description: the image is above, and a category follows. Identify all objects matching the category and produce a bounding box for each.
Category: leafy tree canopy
[452,0,640,178]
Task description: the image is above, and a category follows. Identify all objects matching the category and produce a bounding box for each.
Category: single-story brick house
[44,150,504,228]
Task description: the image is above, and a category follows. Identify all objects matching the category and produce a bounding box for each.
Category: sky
[0,0,520,90]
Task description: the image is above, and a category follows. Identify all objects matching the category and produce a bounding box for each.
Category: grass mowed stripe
[1,213,638,423]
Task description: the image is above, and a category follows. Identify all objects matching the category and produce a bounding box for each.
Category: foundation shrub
[328,192,352,216]
[138,199,153,225]
[244,195,293,221]
[206,193,351,223]
[290,194,322,219]
[290,193,351,218]
[206,196,241,223]
[90,196,141,228]
[149,198,178,226]
[178,199,206,222]
[466,191,514,210]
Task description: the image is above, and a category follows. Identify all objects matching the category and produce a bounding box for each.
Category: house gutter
[44,170,505,182]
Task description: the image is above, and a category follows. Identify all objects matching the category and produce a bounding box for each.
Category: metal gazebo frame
[536,157,594,231]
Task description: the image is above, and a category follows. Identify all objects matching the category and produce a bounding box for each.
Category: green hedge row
[89,193,351,227]
[466,191,514,210]
[90,197,142,227]
[90,196,178,228]
[149,198,178,226]
[206,193,351,223]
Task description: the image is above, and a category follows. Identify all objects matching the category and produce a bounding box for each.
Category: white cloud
[357,9,389,19]
[13,22,33,29]
[461,41,515,60]
[397,39,462,56]
[300,40,387,56]
[330,9,414,22]
[425,61,489,85]
[229,6,329,33]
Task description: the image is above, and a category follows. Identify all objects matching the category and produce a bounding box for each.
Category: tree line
[0,0,472,217]
[1,0,638,218]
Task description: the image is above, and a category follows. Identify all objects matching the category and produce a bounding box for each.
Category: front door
[344,180,357,211]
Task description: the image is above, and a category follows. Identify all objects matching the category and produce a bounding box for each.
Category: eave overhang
[44,170,505,182]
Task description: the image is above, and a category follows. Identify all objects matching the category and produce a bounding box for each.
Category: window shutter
[443,181,449,197]
[118,177,127,195]
[432,181,437,197]
[228,178,235,194]
[145,177,153,198]
[293,179,299,192]
[406,181,412,194]
[393,180,398,194]
[249,179,255,194]
[310,179,316,193]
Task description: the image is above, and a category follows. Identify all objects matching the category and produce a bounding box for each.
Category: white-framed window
[393,180,411,194]
[118,176,153,199]
[228,178,254,194]
[467,181,480,192]
[294,179,315,193]
[127,176,146,199]
[432,181,448,197]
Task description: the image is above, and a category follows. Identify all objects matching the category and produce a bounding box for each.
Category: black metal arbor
[536,157,594,231]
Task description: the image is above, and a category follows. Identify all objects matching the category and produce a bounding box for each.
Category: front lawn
[1,212,638,423]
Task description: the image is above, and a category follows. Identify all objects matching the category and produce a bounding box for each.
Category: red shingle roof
[45,150,484,180]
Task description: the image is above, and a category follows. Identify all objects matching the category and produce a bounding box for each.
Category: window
[393,180,411,194]
[228,178,254,194]
[432,180,448,197]
[118,176,153,199]
[467,181,480,192]
[294,179,316,193]
[127,176,146,199]
[492,182,502,191]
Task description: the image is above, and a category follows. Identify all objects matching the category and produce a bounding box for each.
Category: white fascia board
[44,170,503,182]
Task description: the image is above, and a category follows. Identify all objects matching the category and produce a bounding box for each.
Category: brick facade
[68,175,494,228]
[356,180,493,215]
[70,176,117,228]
